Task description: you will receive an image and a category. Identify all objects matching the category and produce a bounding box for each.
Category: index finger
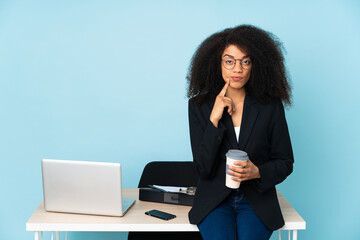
[219,79,230,97]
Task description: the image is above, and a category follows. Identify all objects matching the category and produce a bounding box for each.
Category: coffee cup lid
[226,149,248,160]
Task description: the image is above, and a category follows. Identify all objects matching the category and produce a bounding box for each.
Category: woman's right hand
[210,79,235,128]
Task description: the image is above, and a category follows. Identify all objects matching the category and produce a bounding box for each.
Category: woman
[186,25,294,240]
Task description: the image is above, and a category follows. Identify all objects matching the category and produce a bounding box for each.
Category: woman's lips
[231,77,242,81]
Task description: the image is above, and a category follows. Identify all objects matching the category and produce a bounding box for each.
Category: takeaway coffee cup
[225,149,249,189]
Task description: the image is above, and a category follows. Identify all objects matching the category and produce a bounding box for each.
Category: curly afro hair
[186,25,292,106]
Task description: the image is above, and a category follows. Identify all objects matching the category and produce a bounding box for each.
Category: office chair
[127,161,203,240]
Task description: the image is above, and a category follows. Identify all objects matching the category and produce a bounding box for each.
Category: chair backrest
[138,161,199,188]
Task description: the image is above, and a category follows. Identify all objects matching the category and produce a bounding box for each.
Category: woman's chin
[229,82,245,90]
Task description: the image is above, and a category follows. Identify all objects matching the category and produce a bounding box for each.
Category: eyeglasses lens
[222,57,250,70]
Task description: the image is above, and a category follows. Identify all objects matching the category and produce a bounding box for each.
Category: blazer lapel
[221,112,238,149]
[205,97,254,150]
[238,96,258,150]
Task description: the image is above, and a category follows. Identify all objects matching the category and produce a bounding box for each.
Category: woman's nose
[233,62,243,73]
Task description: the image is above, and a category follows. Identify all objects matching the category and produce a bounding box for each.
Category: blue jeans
[197,189,272,240]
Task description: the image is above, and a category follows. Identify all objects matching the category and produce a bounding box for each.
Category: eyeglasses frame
[222,55,252,70]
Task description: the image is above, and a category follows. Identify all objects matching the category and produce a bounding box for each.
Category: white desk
[26,189,305,240]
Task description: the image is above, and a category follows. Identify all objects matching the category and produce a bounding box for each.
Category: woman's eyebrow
[223,54,250,59]
[223,54,234,58]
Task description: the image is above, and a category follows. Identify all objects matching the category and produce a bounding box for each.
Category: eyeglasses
[222,56,252,70]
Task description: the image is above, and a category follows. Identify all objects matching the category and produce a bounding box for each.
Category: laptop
[41,159,135,217]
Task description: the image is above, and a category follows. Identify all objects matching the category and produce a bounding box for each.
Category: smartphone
[145,209,176,220]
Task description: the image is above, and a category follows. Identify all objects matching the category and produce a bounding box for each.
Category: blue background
[1,0,359,239]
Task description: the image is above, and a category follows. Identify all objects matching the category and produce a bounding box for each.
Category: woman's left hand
[228,159,261,182]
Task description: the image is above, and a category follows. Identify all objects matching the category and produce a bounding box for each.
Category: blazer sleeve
[253,101,294,194]
[188,99,225,179]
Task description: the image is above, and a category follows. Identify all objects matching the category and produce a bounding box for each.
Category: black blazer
[188,95,294,230]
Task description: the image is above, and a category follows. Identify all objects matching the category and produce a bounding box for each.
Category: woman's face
[221,45,252,90]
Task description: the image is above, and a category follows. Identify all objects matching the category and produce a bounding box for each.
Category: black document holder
[139,188,194,206]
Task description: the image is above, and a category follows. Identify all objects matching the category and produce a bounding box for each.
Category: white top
[234,126,240,142]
